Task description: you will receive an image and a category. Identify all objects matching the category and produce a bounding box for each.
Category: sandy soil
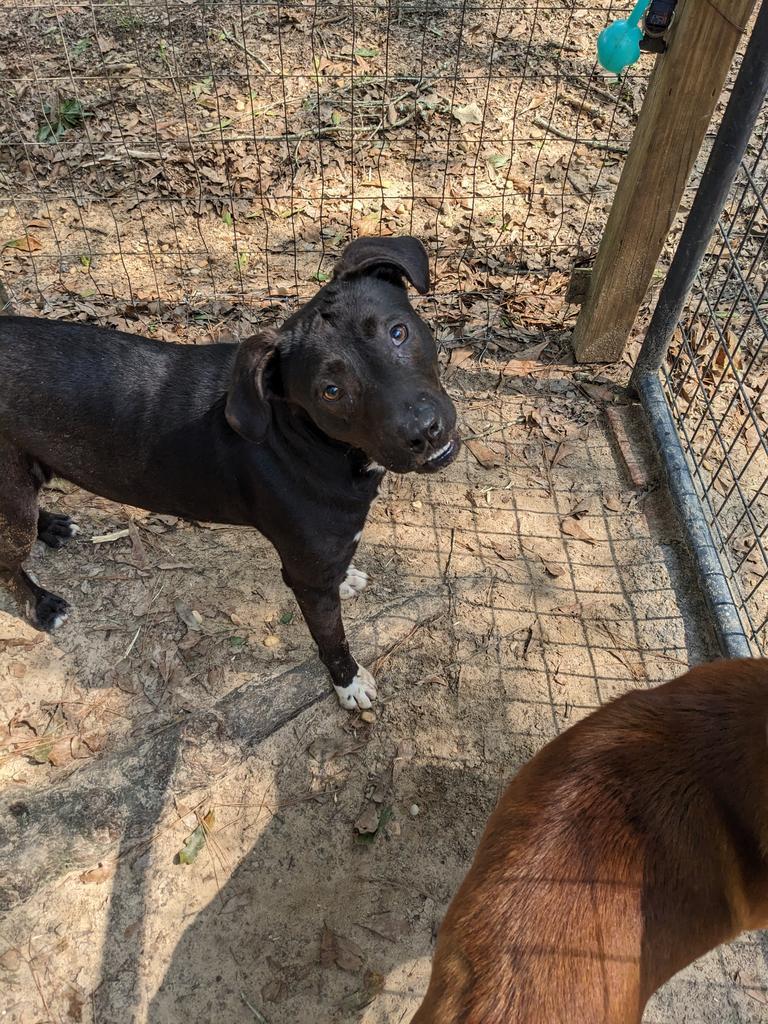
[1,3,767,1021]
[2,352,767,1023]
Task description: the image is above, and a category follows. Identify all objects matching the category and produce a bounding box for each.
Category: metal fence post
[632,0,768,659]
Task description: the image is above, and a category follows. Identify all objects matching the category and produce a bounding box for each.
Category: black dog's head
[226,237,459,474]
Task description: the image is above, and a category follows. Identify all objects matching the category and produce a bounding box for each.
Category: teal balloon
[597,19,642,75]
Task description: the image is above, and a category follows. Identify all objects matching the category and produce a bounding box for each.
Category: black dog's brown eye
[390,323,409,346]
[323,384,342,401]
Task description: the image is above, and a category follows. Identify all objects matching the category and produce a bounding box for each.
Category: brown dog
[412,659,768,1023]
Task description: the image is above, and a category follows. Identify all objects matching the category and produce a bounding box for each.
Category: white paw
[51,612,68,630]
[339,564,368,600]
[68,523,81,537]
[335,667,378,711]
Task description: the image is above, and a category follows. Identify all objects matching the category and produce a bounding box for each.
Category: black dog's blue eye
[322,384,342,401]
[390,323,409,346]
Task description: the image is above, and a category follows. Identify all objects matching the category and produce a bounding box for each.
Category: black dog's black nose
[408,403,443,454]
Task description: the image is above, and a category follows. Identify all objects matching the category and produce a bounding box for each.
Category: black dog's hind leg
[0,442,70,631]
[283,572,377,711]
[38,509,79,549]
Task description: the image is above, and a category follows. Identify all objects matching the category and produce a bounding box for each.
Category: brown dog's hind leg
[0,442,70,631]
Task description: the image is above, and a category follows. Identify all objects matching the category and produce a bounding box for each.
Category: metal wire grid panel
[658,101,768,654]
[0,0,644,342]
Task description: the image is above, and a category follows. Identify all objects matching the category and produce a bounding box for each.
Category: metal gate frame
[631,0,768,659]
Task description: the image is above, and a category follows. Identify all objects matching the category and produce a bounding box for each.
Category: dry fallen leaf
[560,517,597,545]
[96,33,117,52]
[0,949,22,972]
[78,731,107,755]
[523,542,565,578]
[355,213,386,236]
[4,234,42,253]
[452,101,483,125]
[320,925,365,972]
[489,538,518,561]
[0,635,42,654]
[449,346,473,366]
[445,346,474,378]
[550,440,577,468]
[307,735,364,762]
[465,439,503,468]
[510,338,550,361]
[579,381,618,403]
[46,737,74,766]
[569,498,593,519]
[602,492,624,512]
[128,519,148,569]
[175,601,203,631]
[177,810,215,864]
[527,409,562,442]
[712,331,743,380]
[79,862,115,884]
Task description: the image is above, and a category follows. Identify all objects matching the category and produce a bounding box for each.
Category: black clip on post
[639,0,679,54]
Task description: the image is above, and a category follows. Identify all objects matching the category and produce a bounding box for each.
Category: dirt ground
[1,0,646,330]
[2,350,768,1024]
[2,2,768,1022]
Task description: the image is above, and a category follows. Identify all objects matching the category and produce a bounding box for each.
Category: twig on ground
[533,117,629,154]
[605,405,651,489]
[461,419,521,442]
[368,607,444,677]
[240,991,270,1023]
[560,92,606,121]
[222,27,274,75]
[587,80,636,115]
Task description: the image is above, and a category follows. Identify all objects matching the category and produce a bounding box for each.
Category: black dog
[0,237,458,710]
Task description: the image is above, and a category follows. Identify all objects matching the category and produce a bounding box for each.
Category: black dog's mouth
[366,436,460,476]
[418,436,460,473]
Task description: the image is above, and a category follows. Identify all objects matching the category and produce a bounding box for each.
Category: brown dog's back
[412,659,768,1023]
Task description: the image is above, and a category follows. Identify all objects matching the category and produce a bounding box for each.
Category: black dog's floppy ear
[225,330,279,442]
[333,236,430,294]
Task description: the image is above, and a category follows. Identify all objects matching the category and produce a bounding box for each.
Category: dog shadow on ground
[138,758,494,1024]
[87,529,720,1023]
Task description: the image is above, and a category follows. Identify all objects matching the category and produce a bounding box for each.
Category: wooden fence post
[572,0,757,363]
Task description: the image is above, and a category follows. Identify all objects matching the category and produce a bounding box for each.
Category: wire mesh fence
[633,2,768,658]
[1,0,647,346]
[661,115,768,653]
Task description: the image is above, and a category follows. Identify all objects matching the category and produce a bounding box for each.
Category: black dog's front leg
[285,574,377,711]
